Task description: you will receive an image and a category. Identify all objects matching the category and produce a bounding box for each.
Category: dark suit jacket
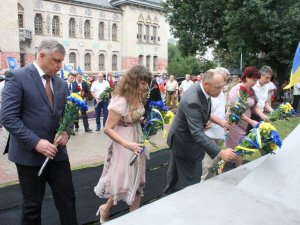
[72,80,89,98]
[167,83,221,162]
[0,64,69,166]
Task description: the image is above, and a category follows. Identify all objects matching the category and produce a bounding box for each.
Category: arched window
[69,52,76,69]
[145,25,150,42]
[84,20,91,38]
[112,54,118,71]
[139,55,144,65]
[52,16,59,36]
[146,55,151,69]
[99,22,105,40]
[137,24,143,42]
[69,18,76,37]
[152,26,157,43]
[34,13,43,34]
[84,53,91,71]
[153,56,158,71]
[99,54,105,70]
[112,24,117,41]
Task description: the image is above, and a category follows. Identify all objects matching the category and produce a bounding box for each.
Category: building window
[112,24,117,41]
[69,52,76,68]
[69,18,76,37]
[34,13,43,34]
[99,54,105,71]
[18,14,24,28]
[153,56,157,71]
[52,16,59,36]
[137,24,143,42]
[152,26,157,43]
[84,53,91,71]
[139,55,143,65]
[84,20,91,38]
[20,53,25,67]
[112,54,118,71]
[146,55,151,69]
[145,25,150,43]
[99,22,104,40]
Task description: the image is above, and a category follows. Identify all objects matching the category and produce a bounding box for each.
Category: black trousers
[163,150,201,196]
[16,160,78,225]
[74,109,90,130]
[293,95,300,112]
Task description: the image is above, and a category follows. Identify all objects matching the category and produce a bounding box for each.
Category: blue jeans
[94,100,108,129]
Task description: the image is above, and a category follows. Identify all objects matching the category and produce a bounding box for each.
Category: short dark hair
[241,66,261,82]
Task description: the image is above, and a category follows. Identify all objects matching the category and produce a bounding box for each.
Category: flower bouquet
[75,85,86,99]
[228,85,254,124]
[38,93,88,176]
[269,102,296,122]
[130,100,174,166]
[209,121,282,174]
[99,87,112,102]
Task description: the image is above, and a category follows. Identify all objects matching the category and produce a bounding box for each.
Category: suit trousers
[16,160,78,225]
[163,150,201,196]
[94,100,108,129]
[293,95,300,113]
[74,108,90,130]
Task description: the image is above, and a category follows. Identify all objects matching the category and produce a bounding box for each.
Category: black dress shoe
[75,128,79,132]
[85,128,92,133]
[96,128,100,131]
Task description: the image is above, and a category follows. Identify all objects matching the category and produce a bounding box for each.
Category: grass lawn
[272,116,300,139]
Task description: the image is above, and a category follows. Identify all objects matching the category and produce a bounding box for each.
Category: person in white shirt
[179,74,194,96]
[266,80,277,108]
[165,75,179,112]
[253,66,274,113]
[292,82,300,113]
[90,72,110,131]
[202,67,232,181]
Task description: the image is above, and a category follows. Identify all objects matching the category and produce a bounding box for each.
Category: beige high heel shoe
[96,205,108,224]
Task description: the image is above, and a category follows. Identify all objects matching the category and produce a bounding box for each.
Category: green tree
[163,0,300,83]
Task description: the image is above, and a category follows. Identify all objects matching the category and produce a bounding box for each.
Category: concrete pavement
[0,119,169,186]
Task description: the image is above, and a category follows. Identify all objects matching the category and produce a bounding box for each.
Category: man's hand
[35,139,58,159]
[54,132,69,146]
[219,149,236,161]
[204,121,212,131]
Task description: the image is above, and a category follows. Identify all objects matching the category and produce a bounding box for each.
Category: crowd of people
[1,39,300,225]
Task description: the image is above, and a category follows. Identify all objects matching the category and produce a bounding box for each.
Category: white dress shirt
[90,80,110,97]
[180,80,194,94]
[253,81,269,111]
[293,82,300,95]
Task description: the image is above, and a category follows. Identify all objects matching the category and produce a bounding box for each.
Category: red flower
[76,85,81,91]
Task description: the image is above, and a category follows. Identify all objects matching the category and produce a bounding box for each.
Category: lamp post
[106,43,111,80]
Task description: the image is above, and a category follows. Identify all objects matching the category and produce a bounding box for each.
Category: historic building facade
[0,0,168,74]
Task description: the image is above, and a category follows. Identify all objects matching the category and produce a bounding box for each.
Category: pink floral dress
[225,83,256,149]
[94,96,148,205]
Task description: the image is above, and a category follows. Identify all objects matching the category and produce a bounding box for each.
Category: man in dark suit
[0,40,78,225]
[163,69,236,195]
[72,73,92,132]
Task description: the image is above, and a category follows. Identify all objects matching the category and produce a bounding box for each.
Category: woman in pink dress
[94,65,152,223]
[225,66,268,167]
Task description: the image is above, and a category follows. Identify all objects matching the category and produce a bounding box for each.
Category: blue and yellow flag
[284,42,300,89]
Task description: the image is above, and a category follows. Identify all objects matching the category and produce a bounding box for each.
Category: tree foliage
[163,0,300,82]
[167,43,216,76]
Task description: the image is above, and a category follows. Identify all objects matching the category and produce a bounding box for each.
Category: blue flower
[270,130,282,148]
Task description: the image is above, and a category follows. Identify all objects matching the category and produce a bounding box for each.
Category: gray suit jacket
[0,64,69,166]
[167,83,221,162]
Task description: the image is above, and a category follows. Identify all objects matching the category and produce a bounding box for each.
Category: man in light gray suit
[164,69,236,195]
[0,40,78,225]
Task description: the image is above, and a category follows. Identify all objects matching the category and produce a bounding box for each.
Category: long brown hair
[113,65,152,104]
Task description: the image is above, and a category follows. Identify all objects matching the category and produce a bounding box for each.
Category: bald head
[202,69,226,97]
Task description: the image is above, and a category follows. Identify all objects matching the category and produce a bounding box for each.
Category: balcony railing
[19,28,32,41]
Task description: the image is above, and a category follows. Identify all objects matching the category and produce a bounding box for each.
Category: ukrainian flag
[77,66,88,81]
[284,42,300,89]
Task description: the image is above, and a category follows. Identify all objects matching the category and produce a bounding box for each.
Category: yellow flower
[269,143,278,151]
[71,93,83,101]
[259,122,277,134]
